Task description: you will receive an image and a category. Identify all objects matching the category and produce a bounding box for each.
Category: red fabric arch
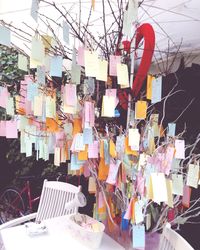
[132,23,155,97]
[118,23,155,110]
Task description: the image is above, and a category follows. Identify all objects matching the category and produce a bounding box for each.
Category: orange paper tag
[135,101,147,120]
[78,145,88,161]
[73,118,82,135]
[98,158,109,181]
[109,139,117,158]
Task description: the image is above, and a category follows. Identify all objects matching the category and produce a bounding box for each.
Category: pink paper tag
[65,84,76,106]
[83,162,90,178]
[6,120,18,138]
[109,55,121,76]
[88,141,99,158]
[0,88,9,108]
[0,121,6,137]
[182,185,191,208]
[77,46,85,66]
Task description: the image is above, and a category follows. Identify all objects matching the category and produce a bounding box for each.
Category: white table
[0,215,125,250]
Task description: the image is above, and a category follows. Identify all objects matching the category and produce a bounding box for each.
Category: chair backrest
[159,223,194,250]
[35,180,81,222]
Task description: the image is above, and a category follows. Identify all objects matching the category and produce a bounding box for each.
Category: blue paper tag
[132,224,145,248]
[121,211,129,231]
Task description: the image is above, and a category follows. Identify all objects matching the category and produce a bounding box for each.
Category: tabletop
[0,215,125,250]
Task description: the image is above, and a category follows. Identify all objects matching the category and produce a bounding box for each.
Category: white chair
[159,223,194,250]
[0,180,81,230]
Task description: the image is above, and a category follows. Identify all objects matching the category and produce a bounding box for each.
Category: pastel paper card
[105,89,118,107]
[116,63,129,87]
[84,50,98,77]
[50,56,63,77]
[98,191,105,209]
[0,26,11,47]
[43,143,49,161]
[63,21,69,44]
[6,120,18,139]
[134,200,144,224]
[0,87,9,108]
[26,140,32,157]
[88,140,99,158]
[77,46,85,66]
[55,131,66,148]
[132,225,145,249]
[18,54,28,71]
[60,147,67,163]
[0,121,6,137]
[74,133,85,151]
[175,139,185,159]
[171,158,181,171]
[128,128,140,151]
[137,175,145,196]
[31,37,45,63]
[101,95,115,117]
[151,173,168,203]
[83,162,90,178]
[186,164,199,188]
[96,59,108,82]
[70,153,82,170]
[48,134,56,154]
[27,82,38,101]
[89,102,95,127]
[83,128,93,145]
[151,76,162,104]
[146,75,155,100]
[46,96,56,118]
[109,55,121,76]
[24,125,37,144]
[168,123,176,137]
[116,135,125,154]
[88,176,96,194]
[172,174,183,195]
[106,159,121,185]
[19,116,28,132]
[135,101,147,120]
[30,0,39,22]
[182,185,191,208]
[44,55,51,72]
[20,131,26,153]
[54,147,60,166]
[71,64,81,85]
[165,179,173,208]
[34,96,43,116]
[65,84,77,106]
[25,100,33,116]
[37,66,46,85]
[64,123,73,136]
[84,101,93,125]
[6,97,14,116]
